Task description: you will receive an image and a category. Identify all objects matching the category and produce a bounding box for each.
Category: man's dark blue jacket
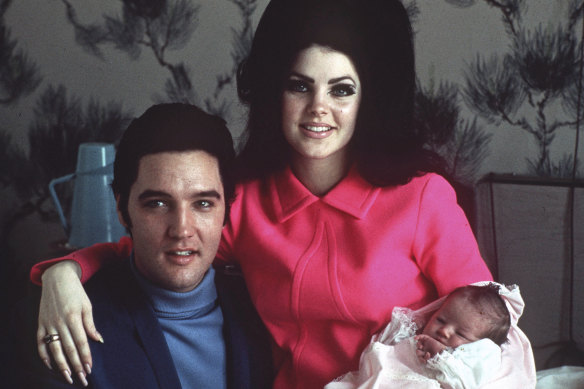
[21,260,273,389]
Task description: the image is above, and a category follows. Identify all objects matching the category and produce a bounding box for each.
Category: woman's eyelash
[331,84,356,96]
[286,79,308,92]
[285,79,356,97]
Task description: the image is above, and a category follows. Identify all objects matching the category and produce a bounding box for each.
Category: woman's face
[281,45,361,165]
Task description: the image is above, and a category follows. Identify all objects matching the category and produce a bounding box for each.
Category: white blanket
[536,366,584,389]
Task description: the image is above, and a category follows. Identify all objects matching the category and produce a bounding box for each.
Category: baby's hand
[414,334,447,363]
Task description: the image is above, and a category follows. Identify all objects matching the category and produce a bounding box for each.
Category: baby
[326,282,521,389]
[415,283,510,363]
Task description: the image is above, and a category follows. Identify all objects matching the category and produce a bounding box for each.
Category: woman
[31,0,532,388]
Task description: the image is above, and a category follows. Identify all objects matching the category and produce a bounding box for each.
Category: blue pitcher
[49,142,126,248]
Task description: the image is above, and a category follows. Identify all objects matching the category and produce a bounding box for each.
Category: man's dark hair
[448,284,511,346]
[111,103,236,226]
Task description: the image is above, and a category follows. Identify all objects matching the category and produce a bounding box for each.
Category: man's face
[118,151,225,292]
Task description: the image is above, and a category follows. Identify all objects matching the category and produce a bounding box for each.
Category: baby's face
[422,294,493,349]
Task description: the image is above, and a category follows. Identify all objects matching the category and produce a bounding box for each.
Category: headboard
[474,174,584,370]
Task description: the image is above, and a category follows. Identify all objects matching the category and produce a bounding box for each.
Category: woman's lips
[301,123,334,139]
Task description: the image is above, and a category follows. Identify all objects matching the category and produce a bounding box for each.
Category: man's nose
[168,206,195,238]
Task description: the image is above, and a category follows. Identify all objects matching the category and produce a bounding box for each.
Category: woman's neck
[290,152,352,196]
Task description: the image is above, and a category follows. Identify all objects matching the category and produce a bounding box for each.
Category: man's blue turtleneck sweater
[131,260,227,389]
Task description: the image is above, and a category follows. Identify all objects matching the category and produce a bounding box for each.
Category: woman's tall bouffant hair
[236,0,443,186]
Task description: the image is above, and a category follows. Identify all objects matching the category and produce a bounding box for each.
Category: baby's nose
[438,326,452,338]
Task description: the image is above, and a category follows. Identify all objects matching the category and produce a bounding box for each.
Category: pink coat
[217,168,492,388]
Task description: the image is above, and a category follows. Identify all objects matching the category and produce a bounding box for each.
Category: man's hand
[37,260,102,386]
[414,334,447,363]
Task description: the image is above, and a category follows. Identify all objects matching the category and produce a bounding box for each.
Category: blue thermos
[49,142,126,248]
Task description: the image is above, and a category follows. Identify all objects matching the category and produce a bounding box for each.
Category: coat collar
[122,260,269,389]
[270,166,380,223]
[119,261,184,389]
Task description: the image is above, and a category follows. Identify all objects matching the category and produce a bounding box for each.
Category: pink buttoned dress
[216,168,492,388]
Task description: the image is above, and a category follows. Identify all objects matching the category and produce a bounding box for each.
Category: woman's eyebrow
[289,72,356,85]
[328,76,356,85]
[289,71,314,83]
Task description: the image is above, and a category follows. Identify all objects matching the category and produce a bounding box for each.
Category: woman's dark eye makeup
[286,79,308,93]
[331,83,356,97]
[285,78,356,97]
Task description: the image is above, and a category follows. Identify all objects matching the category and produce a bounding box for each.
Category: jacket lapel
[120,263,183,389]
[214,267,274,389]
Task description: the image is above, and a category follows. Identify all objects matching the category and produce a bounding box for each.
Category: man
[22,104,272,388]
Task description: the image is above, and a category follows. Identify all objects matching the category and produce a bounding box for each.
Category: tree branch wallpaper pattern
[462,0,583,177]
[1,0,583,287]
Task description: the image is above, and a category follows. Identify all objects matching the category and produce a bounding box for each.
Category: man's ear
[115,194,129,228]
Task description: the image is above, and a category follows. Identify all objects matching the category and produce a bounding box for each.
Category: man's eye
[196,200,214,209]
[145,200,165,208]
[286,79,309,93]
[330,84,356,97]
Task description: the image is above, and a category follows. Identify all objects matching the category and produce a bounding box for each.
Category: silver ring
[43,334,61,344]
